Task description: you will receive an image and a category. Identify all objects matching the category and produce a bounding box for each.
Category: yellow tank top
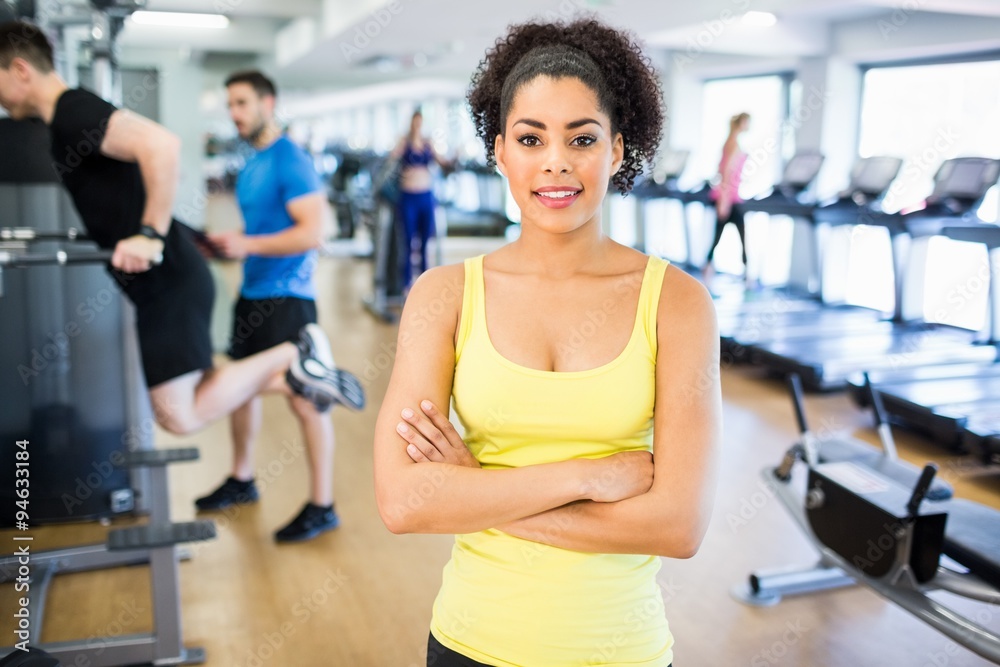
[430,253,674,666]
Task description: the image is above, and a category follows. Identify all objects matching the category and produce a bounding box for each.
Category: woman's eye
[573,135,597,147]
[517,135,541,147]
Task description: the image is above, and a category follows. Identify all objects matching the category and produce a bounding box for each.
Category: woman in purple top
[390,110,452,290]
[704,112,750,284]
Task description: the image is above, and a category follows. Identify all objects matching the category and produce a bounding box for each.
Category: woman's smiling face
[495,75,623,236]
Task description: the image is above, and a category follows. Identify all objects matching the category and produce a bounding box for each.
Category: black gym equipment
[846,223,1000,458]
[0,244,216,666]
[718,156,904,357]
[0,126,142,525]
[1,6,216,663]
[0,646,60,667]
[439,162,512,237]
[0,120,58,184]
[734,374,1000,664]
[730,150,825,289]
[363,156,408,322]
[329,150,366,239]
[746,157,1000,391]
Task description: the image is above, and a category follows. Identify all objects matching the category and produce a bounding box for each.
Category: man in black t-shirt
[0,21,364,435]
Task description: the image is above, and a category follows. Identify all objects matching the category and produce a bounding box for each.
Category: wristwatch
[137,224,166,242]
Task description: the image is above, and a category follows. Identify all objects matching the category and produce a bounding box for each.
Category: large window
[855,58,1000,327]
[694,75,789,199]
[859,59,1000,220]
[687,75,793,276]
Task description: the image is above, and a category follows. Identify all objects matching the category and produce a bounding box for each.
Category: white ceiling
[108,0,1000,87]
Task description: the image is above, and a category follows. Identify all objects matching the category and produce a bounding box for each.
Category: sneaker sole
[288,362,365,411]
[274,518,340,543]
[195,495,259,511]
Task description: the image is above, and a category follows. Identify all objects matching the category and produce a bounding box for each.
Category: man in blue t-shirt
[195,70,341,542]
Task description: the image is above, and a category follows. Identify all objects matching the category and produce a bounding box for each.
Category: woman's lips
[533,188,582,209]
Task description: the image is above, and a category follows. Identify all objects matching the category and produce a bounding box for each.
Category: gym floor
[2,197,999,666]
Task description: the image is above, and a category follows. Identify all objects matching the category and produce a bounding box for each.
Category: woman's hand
[583,451,654,502]
[398,400,480,468]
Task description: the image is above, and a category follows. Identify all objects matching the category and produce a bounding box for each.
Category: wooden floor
[3,225,1000,666]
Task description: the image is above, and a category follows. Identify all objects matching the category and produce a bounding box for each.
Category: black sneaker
[274,502,340,543]
[195,477,259,511]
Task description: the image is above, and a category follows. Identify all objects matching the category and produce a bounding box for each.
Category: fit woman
[390,110,452,289]
[704,112,750,283]
[374,18,720,667]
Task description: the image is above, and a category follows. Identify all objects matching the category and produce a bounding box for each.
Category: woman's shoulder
[656,262,717,333]
[407,262,468,301]
[401,262,465,323]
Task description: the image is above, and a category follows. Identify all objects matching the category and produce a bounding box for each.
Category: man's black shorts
[130,223,215,388]
[227,295,317,360]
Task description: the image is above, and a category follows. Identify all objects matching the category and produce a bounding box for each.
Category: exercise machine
[719,156,903,357]
[735,374,1000,664]
[730,150,825,292]
[439,162,512,237]
[747,158,1000,390]
[629,149,691,262]
[0,240,216,666]
[846,223,1000,458]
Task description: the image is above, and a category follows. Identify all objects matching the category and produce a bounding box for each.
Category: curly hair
[467,17,664,194]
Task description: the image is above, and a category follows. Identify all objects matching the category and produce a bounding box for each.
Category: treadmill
[721,156,904,355]
[845,224,1000,455]
[631,149,694,265]
[710,151,827,319]
[747,157,1000,391]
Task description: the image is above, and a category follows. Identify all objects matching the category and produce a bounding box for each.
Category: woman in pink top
[704,112,750,280]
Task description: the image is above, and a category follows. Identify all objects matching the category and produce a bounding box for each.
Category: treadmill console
[930,157,1000,206]
[653,149,690,185]
[848,156,903,199]
[777,151,824,196]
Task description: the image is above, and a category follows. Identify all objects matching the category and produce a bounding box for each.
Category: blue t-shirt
[235,135,321,300]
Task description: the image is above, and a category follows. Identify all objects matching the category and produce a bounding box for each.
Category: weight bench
[795,374,954,500]
[734,375,1000,664]
[0,447,215,666]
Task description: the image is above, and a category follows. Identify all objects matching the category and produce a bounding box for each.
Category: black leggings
[426,633,491,666]
[705,204,748,266]
[426,633,672,667]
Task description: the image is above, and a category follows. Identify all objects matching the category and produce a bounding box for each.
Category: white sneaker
[286,325,366,412]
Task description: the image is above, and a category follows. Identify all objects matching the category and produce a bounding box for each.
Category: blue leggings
[399,190,436,287]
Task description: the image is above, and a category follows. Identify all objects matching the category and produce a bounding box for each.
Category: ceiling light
[128,11,229,29]
[741,11,777,27]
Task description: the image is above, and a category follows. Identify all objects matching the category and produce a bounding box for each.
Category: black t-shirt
[49,88,146,249]
[48,88,206,303]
